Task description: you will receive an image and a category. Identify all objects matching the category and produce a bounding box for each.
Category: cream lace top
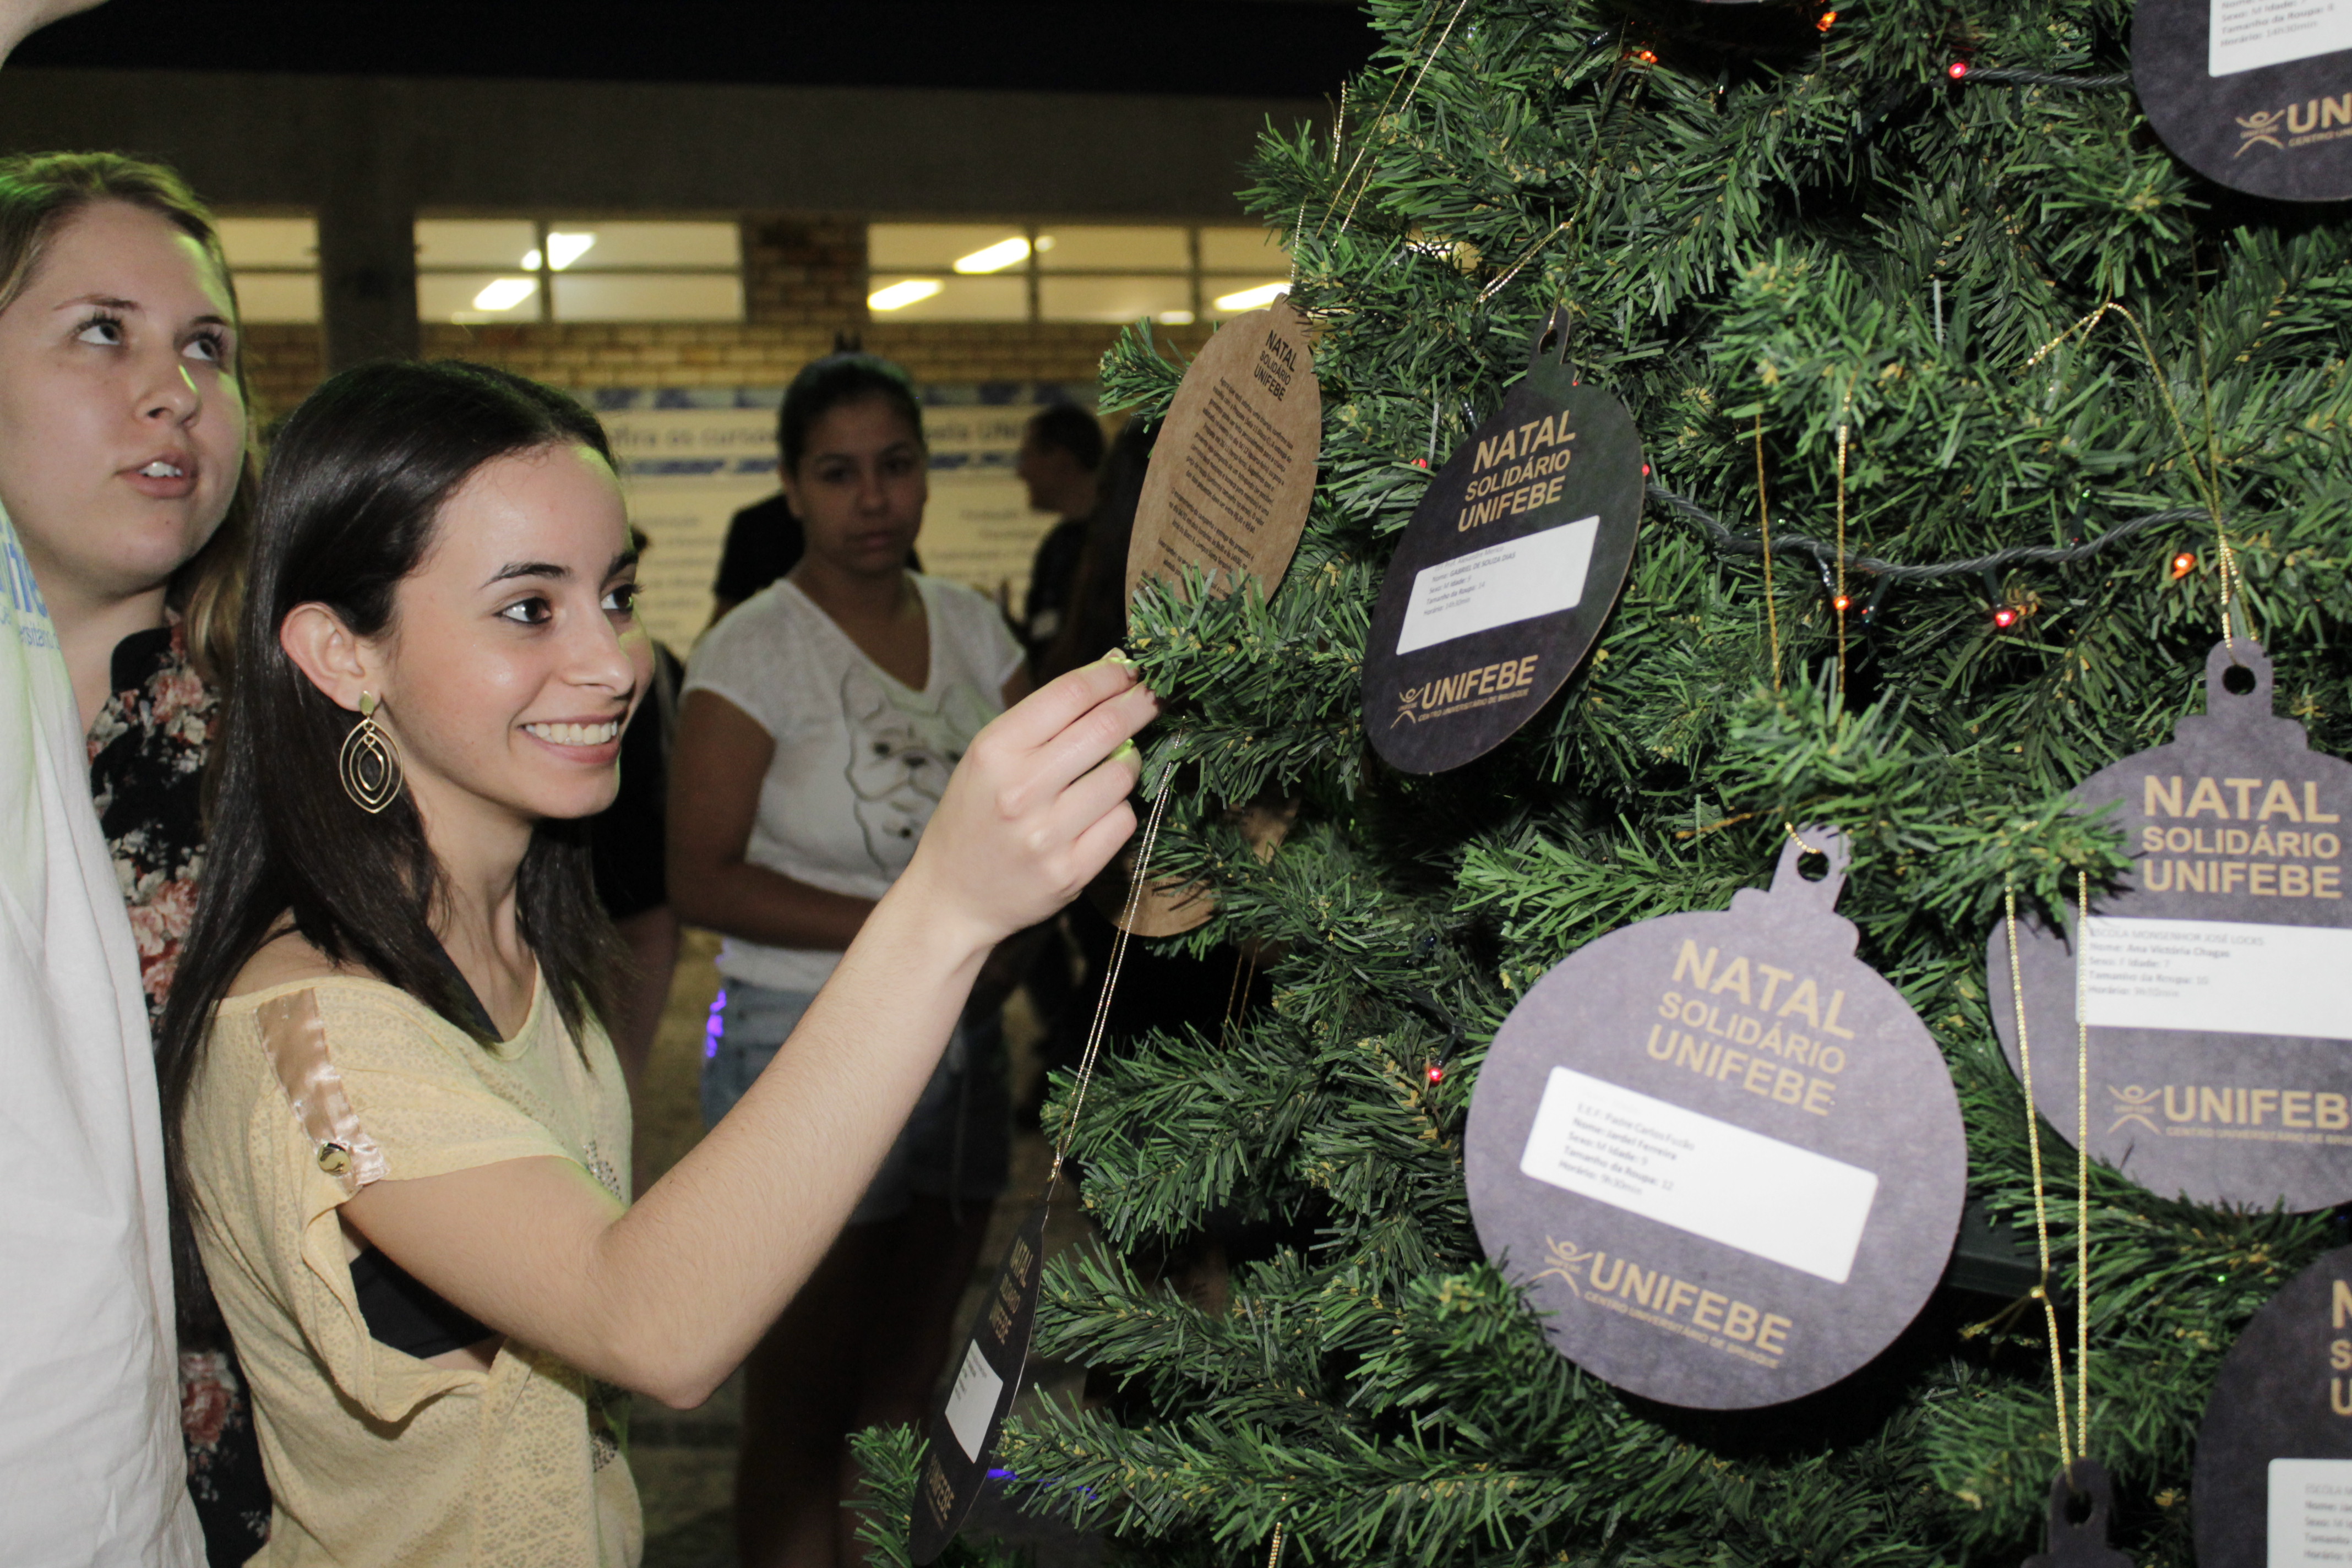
[184,972,639,1567]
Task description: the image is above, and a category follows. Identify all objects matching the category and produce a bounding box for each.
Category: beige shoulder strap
[257,989,390,1197]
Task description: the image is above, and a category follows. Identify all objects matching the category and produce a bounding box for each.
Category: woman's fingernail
[1112,739,1140,765]
[1096,647,1139,670]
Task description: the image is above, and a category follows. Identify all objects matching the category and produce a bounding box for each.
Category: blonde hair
[0,151,259,686]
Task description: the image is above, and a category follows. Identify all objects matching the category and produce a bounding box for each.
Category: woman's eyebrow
[604,547,640,580]
[485,560,569,586]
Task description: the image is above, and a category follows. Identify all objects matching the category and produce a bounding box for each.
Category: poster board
[581,382,1094,651]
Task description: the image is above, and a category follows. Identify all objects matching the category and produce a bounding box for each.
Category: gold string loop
[2019,302,2240,649]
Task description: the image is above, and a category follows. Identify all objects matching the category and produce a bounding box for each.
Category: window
[215,216,320,324]
[415,219,744,324]
[865,222,1291,325]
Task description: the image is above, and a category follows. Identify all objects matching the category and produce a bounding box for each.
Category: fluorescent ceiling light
[547,232,596,270]
[472,277,537,312]
[1157,310,1196,325]
[521,248,543,270]
[953,237,1030,274]
[1213,282,1287,312]
[868,279,943,311]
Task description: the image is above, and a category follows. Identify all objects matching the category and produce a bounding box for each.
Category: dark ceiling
[15,2,1378,99]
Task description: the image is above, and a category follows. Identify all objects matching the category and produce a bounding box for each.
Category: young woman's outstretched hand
[894,653,1158,952]
[335,654,1156,1409]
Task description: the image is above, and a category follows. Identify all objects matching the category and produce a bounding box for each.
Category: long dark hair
[159,362,630,1327]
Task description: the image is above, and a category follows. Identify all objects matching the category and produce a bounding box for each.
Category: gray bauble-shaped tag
[1988,640,2352,1211]
[1362,313,1646,775]
[1465,827,1967,1408]
[2135,0,2352,203]
[2194,1245,2352,1568]
[910,1185,1055,1564]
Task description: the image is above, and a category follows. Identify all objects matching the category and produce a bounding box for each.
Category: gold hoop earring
[337,692,405,814]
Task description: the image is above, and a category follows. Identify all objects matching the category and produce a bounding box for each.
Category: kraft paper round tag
[2193,1245,2352,1568]
[1362,314,1646,775]
[1464,827,1967,1408]
[1986,640,2352,1211]
[910,1187,1054,1564]
[2135,0,2352,202]
[1125,300,1320,606]
[1091,796,1300,937]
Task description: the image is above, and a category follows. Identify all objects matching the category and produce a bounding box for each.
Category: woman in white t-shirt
[669,353,1029,1568]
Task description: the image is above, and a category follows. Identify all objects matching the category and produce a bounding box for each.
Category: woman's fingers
[983,656,1145,754]
[1037,747,1147,880]
[1012,679,1158,808]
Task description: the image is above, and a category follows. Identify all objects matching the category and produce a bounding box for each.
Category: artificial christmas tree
[865,0,2352,1561]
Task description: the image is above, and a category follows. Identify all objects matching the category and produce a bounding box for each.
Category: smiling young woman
[156,360,1154,1567]
[0,150,268,1564]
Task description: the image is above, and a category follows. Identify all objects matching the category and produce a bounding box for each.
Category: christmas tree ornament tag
[1092,795,1300,937]
[1125,301,1320,607]
[2135,0,2352,201]
[2193,1245,2352,1568]
[1464,827,1966,1408]
[1987,640,2352,1210]
[910,1186,1055,1563]
[1362,314,1646,775]
[2022,1461,2135,1568]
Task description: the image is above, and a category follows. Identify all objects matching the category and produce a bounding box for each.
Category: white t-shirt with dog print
[682,573,1023,993]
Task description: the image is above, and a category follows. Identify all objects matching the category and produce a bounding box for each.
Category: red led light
[1833,594,1852,612]
[1413,457,1428,468]
[1947,61,1970,79]
[1817,9,1837,30]
[2171,551,2197,579]
[1992,606,2019,629]
[1426,1064,1445,1085]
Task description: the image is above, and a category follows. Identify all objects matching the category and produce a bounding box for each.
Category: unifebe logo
[1392,653,1540,726]
[2235,91,2352,155]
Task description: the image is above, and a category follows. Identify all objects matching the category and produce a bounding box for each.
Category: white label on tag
[1395,515,1598,656]
[1518,1067,1879,1284]
[2270,1458,2352,1566]
[944,1340,1004,1462]
[2080,916,2352,1041]
[2211,0,2352,76]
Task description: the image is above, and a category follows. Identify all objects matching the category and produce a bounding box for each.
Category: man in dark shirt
[1015,402,1106,665]
[708,492,805,628]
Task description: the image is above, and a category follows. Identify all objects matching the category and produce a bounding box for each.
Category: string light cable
[1649,486,2207,582]
[1944,62,2134,89]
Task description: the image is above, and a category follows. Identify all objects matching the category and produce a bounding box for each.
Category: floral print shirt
[86,622,214,1025]
[86,623,270,1563]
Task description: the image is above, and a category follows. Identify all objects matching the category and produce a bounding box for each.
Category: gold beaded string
[1051,777,1178,1183]
[2000,876,2095,1465]
[2022,302,2241,649]
[1833,420,1851,701]
[1754,412,1782,694]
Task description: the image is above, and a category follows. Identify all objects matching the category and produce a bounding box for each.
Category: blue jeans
[701,982,1009,1223]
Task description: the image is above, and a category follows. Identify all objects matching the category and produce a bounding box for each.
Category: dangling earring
[338,692,405,814]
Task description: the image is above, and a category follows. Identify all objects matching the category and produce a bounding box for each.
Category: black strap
[350,935,500,1360]
[349,1247,494,1360]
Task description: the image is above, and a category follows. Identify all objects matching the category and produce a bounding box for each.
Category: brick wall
[238,213,1212,417]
